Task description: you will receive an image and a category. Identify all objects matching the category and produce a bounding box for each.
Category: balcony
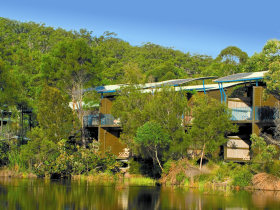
[230,106,278,122]
[100,114,120,126]
[255,106,278,122]
[84,114,120,127]
[84,114,99,127]
[228,98,252,122]
[230,107,252,121]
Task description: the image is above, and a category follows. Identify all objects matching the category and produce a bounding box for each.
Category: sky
[1,0,280,57]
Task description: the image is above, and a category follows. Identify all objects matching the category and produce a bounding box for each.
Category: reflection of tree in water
[128,187,161,210]
[0,178,121,210]
[2,178,280,209]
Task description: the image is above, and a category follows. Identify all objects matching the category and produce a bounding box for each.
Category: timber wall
[98,97,128,159]
[252,86,279,135]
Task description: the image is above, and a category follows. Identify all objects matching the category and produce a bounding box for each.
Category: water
[0,178,280,209]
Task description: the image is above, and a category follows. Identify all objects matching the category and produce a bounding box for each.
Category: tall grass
[7,149,26,172]
[127,177,156,186]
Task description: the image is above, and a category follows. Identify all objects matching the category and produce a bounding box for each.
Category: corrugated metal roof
[91,77,217,94]
[141,82,245,93]
[214,71,268,83]
[140,77,216,89]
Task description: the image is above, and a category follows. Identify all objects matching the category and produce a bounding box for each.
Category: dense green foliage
[0,17,280,180]
[243,39,280,99]
[250,134,278,173]
[135,121,171,171]
[37,86,75,143]
[189,95,238,158]
[112,87,189,157]
[113,89,236,175]
[196,162,253,187]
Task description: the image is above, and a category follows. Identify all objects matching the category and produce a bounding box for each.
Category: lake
[0,177,280,209]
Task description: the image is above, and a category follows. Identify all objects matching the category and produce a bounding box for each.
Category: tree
[205,46,248,77]
[112,86,189,159]
[250,134,278,172]
[264,61,280,100]
[243,39,280,100]
[189,95,237,169]
[41,38,96,146]
[245,39,280,69]
[37,85,75,143]
[217,46,248,65]
[135,121,171,171]
[20,127,59,176]
[111,86,148,149]
[0,59,19,105]
[122,62,145,84]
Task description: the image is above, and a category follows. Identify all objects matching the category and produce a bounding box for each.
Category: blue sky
[1,0,280,57]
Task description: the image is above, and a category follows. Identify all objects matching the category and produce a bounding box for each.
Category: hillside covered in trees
[1,17,280,182]
[0,17,251,107]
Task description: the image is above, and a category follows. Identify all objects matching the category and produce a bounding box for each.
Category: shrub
[8,148,26,172]
[162,160,172,175]
[128,159,141,174]
[213,162,238,182]
[251,134,278,172]
[232,166,253,187]
[0,140,10,166]
[267,160,280,177]
[197,174,210,182]
[176,172,186,184]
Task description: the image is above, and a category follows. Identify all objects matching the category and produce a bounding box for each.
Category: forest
[0,17,280,185]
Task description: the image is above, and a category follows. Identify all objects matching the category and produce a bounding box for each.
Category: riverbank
[0,167,37,178]
[159,159,280,191]
[2,163,280,192]
[2,177,280,209]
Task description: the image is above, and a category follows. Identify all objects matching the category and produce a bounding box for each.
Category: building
[84,71,280,162]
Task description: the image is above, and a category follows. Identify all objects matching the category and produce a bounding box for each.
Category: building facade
[84,71,280,162]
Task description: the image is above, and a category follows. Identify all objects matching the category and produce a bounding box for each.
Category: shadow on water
[0,178,280,209]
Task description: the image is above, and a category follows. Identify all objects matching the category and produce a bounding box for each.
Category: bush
[19,132,120,178]
[128,159,141,174]
[232,166,253,187]
[162,160,172,175]
[176,172,186,184]
[197,173,211,182]
[8,148,26,172]
[251,134,278,172]
[267,160,280,178]
[212,162,238,182]
[0,140,10,166]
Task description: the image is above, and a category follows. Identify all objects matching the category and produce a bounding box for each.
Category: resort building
[83,71,280,162]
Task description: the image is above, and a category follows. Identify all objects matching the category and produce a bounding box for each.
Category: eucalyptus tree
[135,121,171,172]
[40,38,96,145]
[205,46,248,77]
[37,86,74,143]
[112,86,189,160]
[189,95,237,169]
[217,46,248,65]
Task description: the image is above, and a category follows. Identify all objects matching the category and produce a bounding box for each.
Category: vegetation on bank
[158,134,280,190]
[0,17,280,186]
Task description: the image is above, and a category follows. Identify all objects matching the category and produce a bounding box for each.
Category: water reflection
[0,178,280,209]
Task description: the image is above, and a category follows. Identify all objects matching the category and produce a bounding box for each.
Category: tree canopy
[188,95,238,168]
[1,17,280,178]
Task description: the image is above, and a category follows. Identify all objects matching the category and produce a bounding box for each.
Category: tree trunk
[200,143,205,170]
[79,83,86,147]
[0,110,3,136]
[72,83,86,147]
[155,148,163,172]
